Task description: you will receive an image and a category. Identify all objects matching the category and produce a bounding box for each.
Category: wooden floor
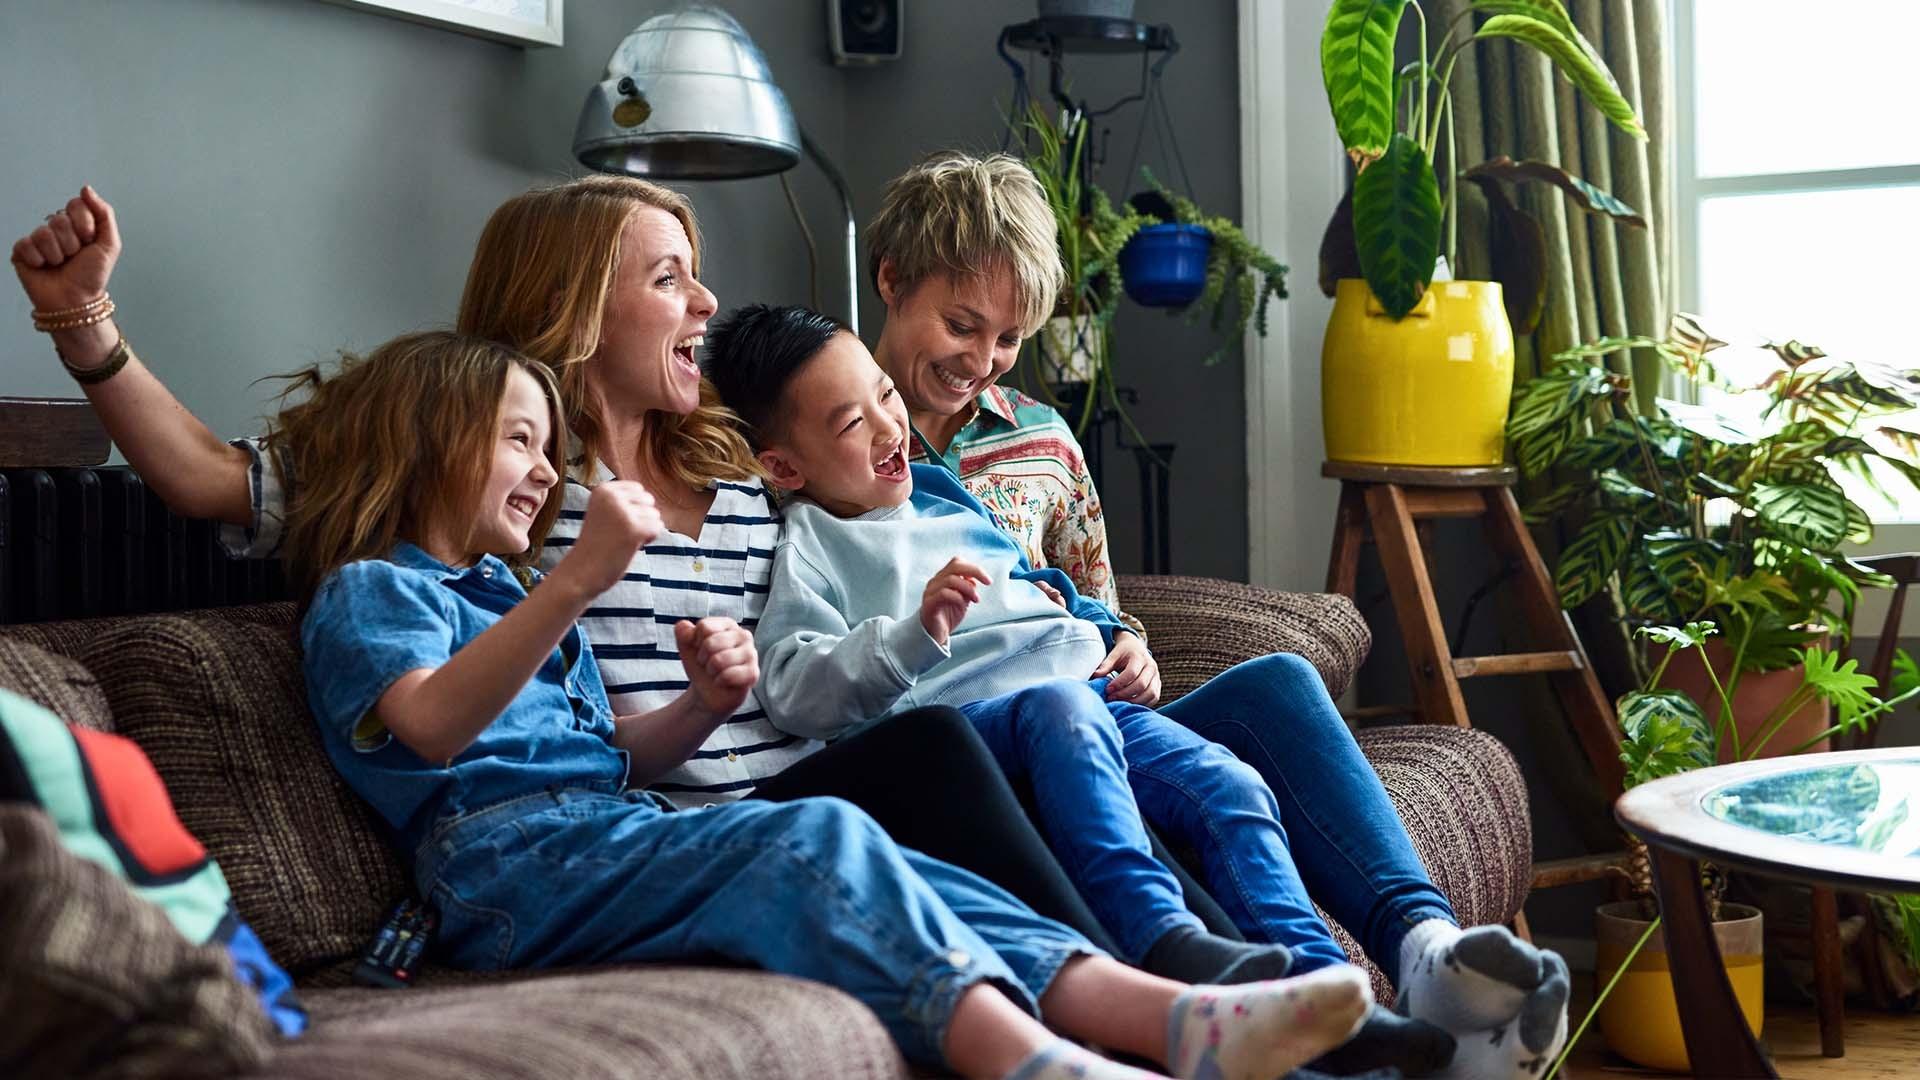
[1559,994,1920,1078]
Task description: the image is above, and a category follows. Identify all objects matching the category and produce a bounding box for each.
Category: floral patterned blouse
[907,385,1145,640]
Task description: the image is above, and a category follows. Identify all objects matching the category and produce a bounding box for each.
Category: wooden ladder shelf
[1323,461,1624,795]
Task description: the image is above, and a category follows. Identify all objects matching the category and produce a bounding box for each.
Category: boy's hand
[921,557,990,646]
[1092,632,1161,706]
[552,480,663,600]
[11,186,120,312]
[1032,579,1068,609]
[677,617,758,718]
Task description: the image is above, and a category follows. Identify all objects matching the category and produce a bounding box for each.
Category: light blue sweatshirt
[754,464,1126,740]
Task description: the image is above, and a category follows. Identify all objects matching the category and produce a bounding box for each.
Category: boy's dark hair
[704,303,851,447]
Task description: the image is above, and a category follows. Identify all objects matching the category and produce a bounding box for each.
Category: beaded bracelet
[33,297,116,333]
[58,335,133,386]
[34,293,111,319]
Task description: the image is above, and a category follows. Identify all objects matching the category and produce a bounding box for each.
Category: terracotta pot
[1596,900,1764,1072]
[1654,636,1830,762]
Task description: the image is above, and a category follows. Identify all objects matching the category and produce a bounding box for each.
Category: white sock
[1005,1039,1162,1080]
[1436,972,1569,1080]
[1398,920,1571,1080]
[1166,965,1373,1080]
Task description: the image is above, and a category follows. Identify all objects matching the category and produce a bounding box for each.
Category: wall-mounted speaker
[830,0,903,65]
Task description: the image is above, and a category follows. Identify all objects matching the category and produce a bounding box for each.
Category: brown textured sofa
[0,576,1531,1079]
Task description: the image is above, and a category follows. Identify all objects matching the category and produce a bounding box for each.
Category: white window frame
[1239,0,1346,594]
[1672,0,1920,631]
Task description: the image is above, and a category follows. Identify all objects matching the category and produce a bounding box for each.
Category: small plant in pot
[1017,104,1286,434]
[1124,174,1288,367]
[1020,103,1148,430]
[1317,0,1648,466]
[1543,620,1920,1076]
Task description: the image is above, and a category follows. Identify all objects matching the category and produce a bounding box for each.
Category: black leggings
[752,706,1240,957]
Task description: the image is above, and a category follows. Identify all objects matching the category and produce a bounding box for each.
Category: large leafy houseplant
[1515,318,1920,1074]
[1318,0,1648,323]
[1509,314,1920,694]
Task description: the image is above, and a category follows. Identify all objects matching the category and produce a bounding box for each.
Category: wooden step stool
[1322,462,1625,798]
[1324,463,1851,1057]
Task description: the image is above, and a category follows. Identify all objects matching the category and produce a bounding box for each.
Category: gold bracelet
[34,298,116,333]
[59,335,133,386]
[32,292,111,320]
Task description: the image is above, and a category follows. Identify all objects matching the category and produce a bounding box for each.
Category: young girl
[268,328,1373,1080]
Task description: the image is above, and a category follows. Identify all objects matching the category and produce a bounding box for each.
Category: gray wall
[1,0,1250,580]
[0,0,848,448]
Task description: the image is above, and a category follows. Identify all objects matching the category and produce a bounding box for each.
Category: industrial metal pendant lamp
[573,2,859,331]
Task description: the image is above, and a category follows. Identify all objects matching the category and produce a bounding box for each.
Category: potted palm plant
[1317,0,1647,466]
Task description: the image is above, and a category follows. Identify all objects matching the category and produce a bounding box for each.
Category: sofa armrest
[1115,575,1372,700]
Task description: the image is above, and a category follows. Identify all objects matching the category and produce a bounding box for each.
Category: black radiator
[0,466,287,625]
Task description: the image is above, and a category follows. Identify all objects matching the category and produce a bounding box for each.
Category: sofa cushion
[0,635,113,732]
[28,611,409,976]
[1329,725,1534,1004]
[1117,576,1372,700]
[0,804,277,1078]
[266,968,908,1080]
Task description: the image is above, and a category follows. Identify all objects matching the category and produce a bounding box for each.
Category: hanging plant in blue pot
[1122,174,1289,364]
[1118,222,1211,307]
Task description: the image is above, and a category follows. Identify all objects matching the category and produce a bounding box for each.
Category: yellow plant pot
[1321,278,1515,466]
[1595,900,1765,1072]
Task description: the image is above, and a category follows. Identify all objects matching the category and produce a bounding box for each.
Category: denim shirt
[301,543,629,855]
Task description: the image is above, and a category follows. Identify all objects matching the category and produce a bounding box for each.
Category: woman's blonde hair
[866,151,1063,338]
[264,331,566,601]
[457,174,759,489]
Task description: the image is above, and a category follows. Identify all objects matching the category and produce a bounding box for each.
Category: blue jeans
[962,656,1456,980]
[1156,654,1457,981]
[961,680,1202,962]
[414,787,1099,1066]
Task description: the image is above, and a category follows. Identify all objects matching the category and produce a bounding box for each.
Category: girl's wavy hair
[263,331,566,601]
[457,174,760,488]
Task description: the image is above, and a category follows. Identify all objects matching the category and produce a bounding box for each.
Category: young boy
[708,304,1572,1080]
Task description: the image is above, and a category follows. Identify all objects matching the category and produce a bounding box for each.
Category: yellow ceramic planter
[1595,901,1765,1073]
[1321,279,1515,466]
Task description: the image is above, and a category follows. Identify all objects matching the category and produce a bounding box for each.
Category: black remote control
[352,897,438,989]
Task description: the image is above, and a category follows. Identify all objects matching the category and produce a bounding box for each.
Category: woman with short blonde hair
[866,150,1572,1078]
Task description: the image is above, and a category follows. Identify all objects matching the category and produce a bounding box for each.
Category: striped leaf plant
[1509,313,1920,691]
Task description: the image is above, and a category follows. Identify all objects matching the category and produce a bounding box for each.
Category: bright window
[1677,0,1920,522]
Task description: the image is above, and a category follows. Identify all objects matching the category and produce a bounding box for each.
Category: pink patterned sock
[1166,965,1373,1080]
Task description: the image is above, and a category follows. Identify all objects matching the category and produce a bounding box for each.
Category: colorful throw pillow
[0,687,307,1036]
[0,803,277,1077]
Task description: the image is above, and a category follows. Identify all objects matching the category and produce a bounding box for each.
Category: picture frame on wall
[322,0,563,47]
